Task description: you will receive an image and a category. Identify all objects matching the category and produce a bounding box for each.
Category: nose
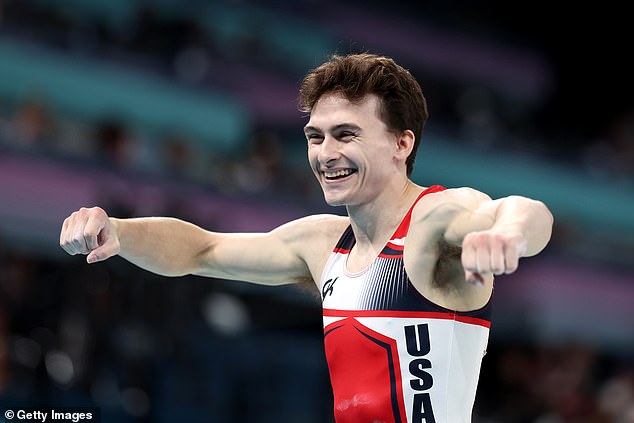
[318,135,341,165]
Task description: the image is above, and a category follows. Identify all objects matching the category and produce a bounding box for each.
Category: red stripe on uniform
[323,308,491,328]
[377,252,403,259]
[455,315,492,328]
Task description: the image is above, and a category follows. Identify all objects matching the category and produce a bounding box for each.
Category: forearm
[112,217,211,276]
[491,196,554,257]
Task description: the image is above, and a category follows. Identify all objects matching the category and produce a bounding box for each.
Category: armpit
[295,276,321,302]
[432,239,463,289]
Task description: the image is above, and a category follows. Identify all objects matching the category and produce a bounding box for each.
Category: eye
[337,131,357,141]
[306,133,324,144]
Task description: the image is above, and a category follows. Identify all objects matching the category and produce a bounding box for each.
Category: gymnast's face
[304,92,404,207]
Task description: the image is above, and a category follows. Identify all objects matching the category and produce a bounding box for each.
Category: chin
[322,191,349,207]
[323,196,346,207]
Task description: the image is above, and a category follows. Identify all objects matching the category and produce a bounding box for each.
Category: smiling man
[60,53,553,422]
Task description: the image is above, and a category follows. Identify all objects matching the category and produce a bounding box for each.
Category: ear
[395,129,415,161]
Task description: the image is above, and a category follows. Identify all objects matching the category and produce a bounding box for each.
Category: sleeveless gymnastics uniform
[320,185,492,423]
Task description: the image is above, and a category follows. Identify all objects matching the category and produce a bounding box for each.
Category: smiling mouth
[323,169,358,181]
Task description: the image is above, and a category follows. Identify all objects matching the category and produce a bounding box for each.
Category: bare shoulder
[274,214,349,285]
[409,186,494,249]
[411,187,492,222]
[273,213,349,240]
[271,213,350,267]
[405,187,495,310]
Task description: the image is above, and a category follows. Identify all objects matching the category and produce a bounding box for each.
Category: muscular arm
[444,189,554,281]
[406,188,553,310]
[113,217,309,284]
[60,208,344,286]
[479,195,554,258]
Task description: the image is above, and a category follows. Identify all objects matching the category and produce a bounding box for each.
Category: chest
[321,240,465,310]
[321,253,409,310]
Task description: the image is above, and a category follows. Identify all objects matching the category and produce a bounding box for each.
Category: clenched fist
[59,207,120,263]
[461,229,528,285]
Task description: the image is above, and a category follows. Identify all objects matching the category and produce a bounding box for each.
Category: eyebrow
[303,125,320,135]
[303,123,361,135]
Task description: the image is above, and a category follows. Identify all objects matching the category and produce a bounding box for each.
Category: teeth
[324,169,353,178]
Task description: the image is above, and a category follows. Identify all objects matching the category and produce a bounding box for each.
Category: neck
[347,179,422,250]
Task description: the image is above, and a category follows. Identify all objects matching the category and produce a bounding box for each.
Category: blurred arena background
[1,1,633,422]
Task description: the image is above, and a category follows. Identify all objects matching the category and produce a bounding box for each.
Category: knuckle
[461,250,474,262]
[476,232,492,247]
[463,232,481,248]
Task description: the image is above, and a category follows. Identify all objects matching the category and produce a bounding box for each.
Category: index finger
[83,211,108,251]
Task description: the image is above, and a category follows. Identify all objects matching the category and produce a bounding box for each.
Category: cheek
[307,148,320,173]
[306,146,315,163]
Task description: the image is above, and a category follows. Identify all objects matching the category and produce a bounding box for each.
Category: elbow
[534,198,554,234]
[526,199,554,257]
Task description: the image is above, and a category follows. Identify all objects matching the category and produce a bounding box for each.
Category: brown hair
[298,53,428,175]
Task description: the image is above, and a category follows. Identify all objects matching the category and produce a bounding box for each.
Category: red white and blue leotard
[320,185,492,423]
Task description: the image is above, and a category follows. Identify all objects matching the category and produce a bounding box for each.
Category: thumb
[86,239,119,264]
[465,270,484,286]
